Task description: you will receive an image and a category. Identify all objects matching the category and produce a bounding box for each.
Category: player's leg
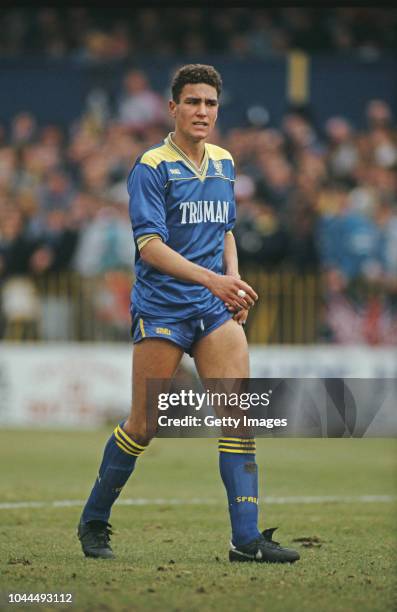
[78,339,183,557]
[192,319,261,544]
[192,319,299,563]
[193,318,249,378]
[123,338,185,443]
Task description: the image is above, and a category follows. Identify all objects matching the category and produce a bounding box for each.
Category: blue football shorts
[131,302,233,356]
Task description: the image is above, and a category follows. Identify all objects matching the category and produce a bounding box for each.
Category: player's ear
[168,100,177,118]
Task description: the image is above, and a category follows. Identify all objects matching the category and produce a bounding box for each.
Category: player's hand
[233,307,249,326]
[206,273,258,310]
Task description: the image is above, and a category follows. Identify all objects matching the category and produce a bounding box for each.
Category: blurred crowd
[0,66,396,344]
[1,8,396,60]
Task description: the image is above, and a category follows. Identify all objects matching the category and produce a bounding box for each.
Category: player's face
[169,83,219,142]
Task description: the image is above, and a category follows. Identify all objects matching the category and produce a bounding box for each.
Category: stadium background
[0,7,396,612]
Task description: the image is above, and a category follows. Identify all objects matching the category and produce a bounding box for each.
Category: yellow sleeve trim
[137,234,162,251]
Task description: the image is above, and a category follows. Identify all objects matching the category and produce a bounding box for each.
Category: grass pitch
[0,430,396,612]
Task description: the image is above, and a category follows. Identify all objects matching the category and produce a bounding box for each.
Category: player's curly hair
[171,64,222,102]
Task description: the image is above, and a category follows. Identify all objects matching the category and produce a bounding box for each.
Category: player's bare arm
[223,231,240,278]
[223,231,251,325]
[140,236,258,311]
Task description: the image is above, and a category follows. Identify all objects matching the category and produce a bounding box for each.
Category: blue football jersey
[127,133,236,320]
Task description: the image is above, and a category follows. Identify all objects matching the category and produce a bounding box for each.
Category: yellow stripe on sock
[219,438,256,443]
[218,438,256,452]
[116,426,147,451]
[218,440,255,446]
[218,441,255,449]
[218,441,256,448]
[115,438,141,457]
[218,447,256,454]
[114,430,143,456]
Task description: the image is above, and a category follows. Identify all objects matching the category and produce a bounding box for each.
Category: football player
[78,64,299,564]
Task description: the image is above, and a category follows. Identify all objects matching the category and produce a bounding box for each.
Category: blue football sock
[219,437,261,547]
[81,423,147,524]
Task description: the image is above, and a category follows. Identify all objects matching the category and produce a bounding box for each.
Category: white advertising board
[248,346,397,379]
[0,344,132,428]
[0,344,396,428]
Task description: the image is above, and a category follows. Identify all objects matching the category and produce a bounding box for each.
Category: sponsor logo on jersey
[170,168,181,175]
[179,200,230,224]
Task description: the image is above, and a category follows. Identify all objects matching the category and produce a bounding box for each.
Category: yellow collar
[166,133,209,181]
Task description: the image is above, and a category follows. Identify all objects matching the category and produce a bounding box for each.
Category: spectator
[117,69,167,133]
[325,117,359,183]
[234,200,290,268]
[282,111,319,163]
[73,202,134,277]
[37,170,76,214]
[366,99,393,131]
[11,112,37,146]
[29,208,79,276]
[316,182,382,282]
[0,208,35,278]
